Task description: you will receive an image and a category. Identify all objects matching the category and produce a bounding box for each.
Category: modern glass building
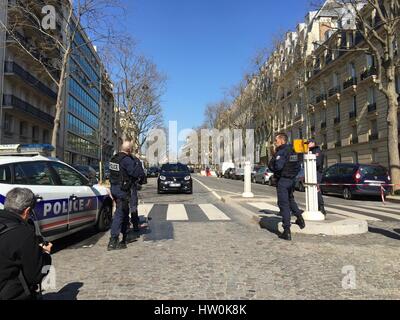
[63,27,101,166]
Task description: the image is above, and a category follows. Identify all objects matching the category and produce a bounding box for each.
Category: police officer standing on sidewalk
[308,139,326,216]
[268,133,306,241]
[108,141,145,251]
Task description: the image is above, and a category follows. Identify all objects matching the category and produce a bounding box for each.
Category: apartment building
[0,1,116,166]
[0,1,59,149]
[250,0,400,169]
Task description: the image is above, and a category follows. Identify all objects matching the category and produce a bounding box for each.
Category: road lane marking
[193,178,223,201]
[199,204,231,221]
[167,204,189,221]
[356,205,400,215]
[138,204,153,218]
[333,204,400,221]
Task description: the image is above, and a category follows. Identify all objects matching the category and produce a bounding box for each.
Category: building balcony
[315,94,327,104]
[2,95,54,125]
[361,66,377,81]
[4,61,57,100]
[334,117,341,125]
[349,111,357,120]
[321,122,327,130]
[368,103,377,113]
[343,77,357,91]
[369,133,379,141]
[328,86,341,97]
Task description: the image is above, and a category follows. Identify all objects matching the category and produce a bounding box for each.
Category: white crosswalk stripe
[138,204,153,218]
[356,205,400,215]
[324,206,381,221]
[199,204,231,221]
[333,204,400,221]
[167,204,189,221]
[247,202,279,213]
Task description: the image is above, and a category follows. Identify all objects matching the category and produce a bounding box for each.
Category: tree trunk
[51,64,67,158]
[387,86,400,193]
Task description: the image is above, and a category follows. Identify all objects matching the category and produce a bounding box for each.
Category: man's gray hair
[4,188,36,214]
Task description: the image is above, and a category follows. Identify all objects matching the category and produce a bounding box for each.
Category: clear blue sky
[126,0,312,132]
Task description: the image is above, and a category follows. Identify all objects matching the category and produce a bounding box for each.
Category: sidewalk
[387,195,400,204]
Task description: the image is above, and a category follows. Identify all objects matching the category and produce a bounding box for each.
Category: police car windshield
[161,164,189,173]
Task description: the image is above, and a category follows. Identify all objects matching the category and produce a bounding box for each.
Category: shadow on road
[369,227,400,240]
[43,282,83,300]
[51,228,106,253]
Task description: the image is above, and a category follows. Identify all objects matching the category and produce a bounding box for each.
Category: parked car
[158,163,192,194]
[253,166,274,185]
[294,167,305,192]
[218,162,235,178]
[147,166,160,178]
[232,168,245,180]
[224,168,235,179]
[321,163,391,200]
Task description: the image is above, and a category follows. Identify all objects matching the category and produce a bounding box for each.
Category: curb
[386,197,400,204]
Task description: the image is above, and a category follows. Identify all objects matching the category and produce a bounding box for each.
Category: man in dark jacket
[308,139,326,215]
[0,188,52,300]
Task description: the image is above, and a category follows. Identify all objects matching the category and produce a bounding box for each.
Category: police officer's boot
[279,228,292,241]
[295,213,306,230]
[107,237,119,251]
[118,237,127,250]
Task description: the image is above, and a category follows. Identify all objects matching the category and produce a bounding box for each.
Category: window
[396,74,400,94]
[370,120,378,135]
[336,103,341,119]
[372,148,378,163]
[32,126,39,143]
[43,130,50,144]
[0,165,11,184]
[333,73,339,87]
[336,130,341,144]
[325,165,338,177]
[298,128,303,139]
[19,121,28,138]
[321,109,327,123]
[368,87,376,104]
[352,126,358,140]
[4,114,13,134]
[338,164,356,175]
[348,62,356,78]
[351,96,357,114]
[50,162,87,186]
[366,54,374,68]
[14,162,55,186]
[353,152,359,164]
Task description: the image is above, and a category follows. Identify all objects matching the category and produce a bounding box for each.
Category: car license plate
[170,183,181,187]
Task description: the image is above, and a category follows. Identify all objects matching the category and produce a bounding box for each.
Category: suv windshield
[360,165,387,176]
[161,164,189,173]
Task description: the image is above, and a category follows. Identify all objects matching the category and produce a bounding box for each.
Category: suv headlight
[160,175,166,181]
[184,176,191,181]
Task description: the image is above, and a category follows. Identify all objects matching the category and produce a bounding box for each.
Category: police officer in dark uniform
[268,133,306,241]
[129,156,146,233]
[108,141,145,251]
[308,139,326,215]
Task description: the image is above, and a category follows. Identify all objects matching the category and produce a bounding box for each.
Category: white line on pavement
[324,206,381,221]
[167,204,189,221]
[333,204,400,221]
[138,204,153,218]
[247,202,280,213]
[193,177,223,201]
[199,204,231,221]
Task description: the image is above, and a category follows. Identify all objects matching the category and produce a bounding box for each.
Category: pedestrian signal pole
[294,140,325,221]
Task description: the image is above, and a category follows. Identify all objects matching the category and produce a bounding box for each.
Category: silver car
[253,166,274,185]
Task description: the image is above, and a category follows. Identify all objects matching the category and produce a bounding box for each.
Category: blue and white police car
[0,144,114,241]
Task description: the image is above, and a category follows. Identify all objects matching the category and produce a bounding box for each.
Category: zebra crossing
[245,201,400,222]
[138,203,231,222]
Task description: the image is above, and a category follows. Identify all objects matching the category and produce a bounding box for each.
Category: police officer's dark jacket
[309,146,324,173]
[109,152,145,193]
[268,144,301,180]
[0,210,52,300]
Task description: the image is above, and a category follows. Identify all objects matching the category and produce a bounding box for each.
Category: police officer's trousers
[317,172,325,210]
[130,187,139,227]
[277,177,303,230]
[110,188,130,239]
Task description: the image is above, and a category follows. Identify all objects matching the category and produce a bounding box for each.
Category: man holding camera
[0,188,52,300]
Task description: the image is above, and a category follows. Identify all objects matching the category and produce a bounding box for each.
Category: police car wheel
[97,204,112,232]
[343,188,353,200]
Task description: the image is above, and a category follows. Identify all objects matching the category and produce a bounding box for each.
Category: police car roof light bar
[0,144,55,156]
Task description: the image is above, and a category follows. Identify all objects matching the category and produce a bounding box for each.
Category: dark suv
[321,163,391,200]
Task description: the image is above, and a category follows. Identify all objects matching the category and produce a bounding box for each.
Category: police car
[0,144,113,241]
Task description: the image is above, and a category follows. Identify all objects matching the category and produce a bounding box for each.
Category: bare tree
[1,0,123,156]
[112,40,166,154]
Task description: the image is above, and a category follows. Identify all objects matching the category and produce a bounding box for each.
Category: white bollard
[242,161,254,198]
[302,153,325,221]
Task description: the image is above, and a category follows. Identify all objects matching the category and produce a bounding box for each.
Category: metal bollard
[302,154,325,221]
[242,161,254,198]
